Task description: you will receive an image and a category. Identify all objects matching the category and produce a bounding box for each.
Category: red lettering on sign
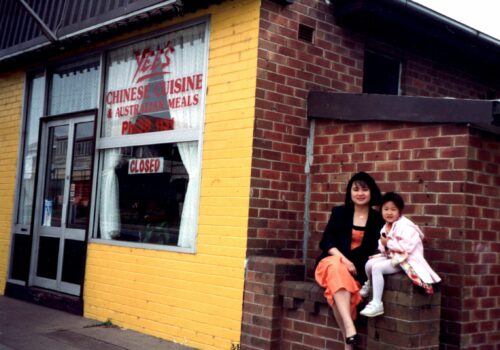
[128,158,163,175]
[167,94,199,109]
[132,43,175,84]
[122,117,174,135]
[155,118,175,131]
[106,84,151,105]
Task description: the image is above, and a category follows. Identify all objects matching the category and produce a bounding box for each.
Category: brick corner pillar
[367,273,442,350]
[240,256,305,350]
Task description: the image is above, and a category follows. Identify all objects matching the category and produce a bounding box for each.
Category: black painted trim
[5,283,83,316]
[308,91,495,124]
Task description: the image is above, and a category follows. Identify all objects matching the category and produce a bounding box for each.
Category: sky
[413,0,500,40]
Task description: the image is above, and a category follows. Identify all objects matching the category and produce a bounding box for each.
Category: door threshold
[4,282,83,315]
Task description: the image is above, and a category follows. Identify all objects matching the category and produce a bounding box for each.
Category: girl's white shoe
[359,280,371,298]
[360,301,384,317]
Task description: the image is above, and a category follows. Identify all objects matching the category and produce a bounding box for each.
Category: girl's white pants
[365,256,401,303]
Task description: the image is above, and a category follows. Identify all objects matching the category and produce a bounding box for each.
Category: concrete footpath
[0,296,195,350]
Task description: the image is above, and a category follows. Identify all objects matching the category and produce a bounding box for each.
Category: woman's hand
[328,247,357,275]
[342,257,357,276]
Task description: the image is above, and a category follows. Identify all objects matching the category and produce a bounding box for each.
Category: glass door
[30,115,94,295]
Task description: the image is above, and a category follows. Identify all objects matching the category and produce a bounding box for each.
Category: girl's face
[350,181,371,206]
[381,201,401,223]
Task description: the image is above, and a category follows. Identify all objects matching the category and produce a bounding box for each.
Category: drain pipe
[303,118,315,268]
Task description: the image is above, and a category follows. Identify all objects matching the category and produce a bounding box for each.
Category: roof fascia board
[307,91,496,125]
[55,0,177,39]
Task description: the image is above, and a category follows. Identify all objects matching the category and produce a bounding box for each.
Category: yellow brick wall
[0,71,23,293]
[84,1,260,349]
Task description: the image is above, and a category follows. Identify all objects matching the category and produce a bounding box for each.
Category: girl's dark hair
[380,192,405,212]
[344,172,382,207]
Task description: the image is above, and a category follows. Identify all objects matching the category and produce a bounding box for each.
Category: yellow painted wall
[0,71,23,293]
[84,1,260,349]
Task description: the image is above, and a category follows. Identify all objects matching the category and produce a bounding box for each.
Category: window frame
[47,55,101,116]
[12,70,47,232]
[8,70,46,285]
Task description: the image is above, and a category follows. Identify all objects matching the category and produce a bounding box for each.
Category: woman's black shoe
[345,334,359,345]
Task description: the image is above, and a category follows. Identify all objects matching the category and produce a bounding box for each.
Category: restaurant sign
[128,157,164,175]
[104,24,206,137]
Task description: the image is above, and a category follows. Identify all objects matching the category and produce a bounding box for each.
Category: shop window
[99,144,189,246]
[363,51,401,95]
[16,74,45,226]
[95,22,207,250]
[49,59,100,115]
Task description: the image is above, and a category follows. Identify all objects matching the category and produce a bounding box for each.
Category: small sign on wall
[128,157,164,174]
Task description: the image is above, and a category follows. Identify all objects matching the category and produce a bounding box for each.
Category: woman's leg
[331,305,353,350]
[371,259,400,304]
[333,289,356,338]
[315,256,360,347]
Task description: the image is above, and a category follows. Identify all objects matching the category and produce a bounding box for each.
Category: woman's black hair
[380,192,405,212]
[344,172,382,207]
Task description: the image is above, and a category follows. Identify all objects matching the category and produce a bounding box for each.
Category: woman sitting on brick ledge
[359,192,441,318]
[315,172,384,348]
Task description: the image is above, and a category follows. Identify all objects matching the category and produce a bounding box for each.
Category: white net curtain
[99,149,121,239]
[49,63,99,116]
[165,25,205,248]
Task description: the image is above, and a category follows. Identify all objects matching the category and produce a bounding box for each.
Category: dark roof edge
[0,0,178,65]
[400,0,500,48]
[307,91,499,134]
[331,0,500,84]
[332,0,500,49]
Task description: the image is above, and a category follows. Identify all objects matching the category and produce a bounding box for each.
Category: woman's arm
[318,207,357,275]
[328,247,357,275]
[319,207,343,252]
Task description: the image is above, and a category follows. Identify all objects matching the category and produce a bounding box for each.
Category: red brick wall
[248,0,499,348]
[241,256,305,350]
[249,0,364,258]
[366,40,496,99]
[402,57,495,99]
[457,129,500,348]
[242,257,441,349]
[307,121,500,349]
[249,0,496,259]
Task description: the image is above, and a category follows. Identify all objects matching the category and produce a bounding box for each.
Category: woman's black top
[316,205,384,283]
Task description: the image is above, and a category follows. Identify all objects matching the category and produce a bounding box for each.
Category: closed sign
[128,157,164,174]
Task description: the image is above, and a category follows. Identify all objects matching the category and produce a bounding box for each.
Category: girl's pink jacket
[378,216,441,284]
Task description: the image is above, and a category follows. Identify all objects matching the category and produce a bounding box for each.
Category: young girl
[359,192,441,317]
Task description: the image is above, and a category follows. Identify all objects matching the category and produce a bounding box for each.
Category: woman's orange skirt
[315,255,362,320]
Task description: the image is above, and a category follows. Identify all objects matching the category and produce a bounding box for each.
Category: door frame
[29,113,95,296]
